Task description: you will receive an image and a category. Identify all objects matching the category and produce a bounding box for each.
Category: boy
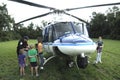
[28,44,39,77]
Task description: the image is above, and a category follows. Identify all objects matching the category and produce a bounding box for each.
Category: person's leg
[39,54,44,69]
[35,66,39,76]
[22,67,25,75]
[20,67,22,76]
[96,53,99,63]
[99,52,102,63]
[24,51,28,66]
[31,67,33,76]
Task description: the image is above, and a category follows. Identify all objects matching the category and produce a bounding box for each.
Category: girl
[96,36,104,63]
[18,48,26,76]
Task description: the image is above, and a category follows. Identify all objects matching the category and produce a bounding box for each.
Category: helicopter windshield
[53,22,74,38]
[73,22,84,34]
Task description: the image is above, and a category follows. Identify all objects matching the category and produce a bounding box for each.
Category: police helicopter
[10,0,120,69]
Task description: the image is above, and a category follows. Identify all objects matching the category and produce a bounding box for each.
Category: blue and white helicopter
[10,0,120,68]
[42,20,96,68]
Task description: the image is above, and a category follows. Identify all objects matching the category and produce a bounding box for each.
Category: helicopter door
[47,26,54,53]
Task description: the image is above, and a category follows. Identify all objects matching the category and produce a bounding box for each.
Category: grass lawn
[0,39,120,80]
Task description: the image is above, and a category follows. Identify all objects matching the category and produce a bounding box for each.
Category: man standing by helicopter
[17,36,29,66]
[17,36,29,57]
[37,37,45,70]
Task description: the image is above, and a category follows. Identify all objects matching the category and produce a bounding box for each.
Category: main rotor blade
[9,0,56,10]
[64,12,89,24]
[16,12,54,24]
[65,2,120,11]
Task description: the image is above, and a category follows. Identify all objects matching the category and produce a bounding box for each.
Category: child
[95,36,104,63]
[28,44,39,77]
[18,48,26,76]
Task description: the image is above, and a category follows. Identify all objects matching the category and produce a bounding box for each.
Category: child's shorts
[30,62,37,67]
[19,63,25,67]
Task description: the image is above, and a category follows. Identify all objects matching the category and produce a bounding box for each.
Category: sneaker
[88,61,90,63]
[43,57,46,60]
[68,61,74,68]
[40,67,44,70]
[26,64,28,66]
[36,74,39,77]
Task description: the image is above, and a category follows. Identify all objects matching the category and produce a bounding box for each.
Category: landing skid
[43,54,88,69]
[43,55,56,65]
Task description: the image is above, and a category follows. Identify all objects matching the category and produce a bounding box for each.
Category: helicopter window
[73,23,84,34]
[54,22,74,38]
[43,27,48,42]
[48,26,53,42]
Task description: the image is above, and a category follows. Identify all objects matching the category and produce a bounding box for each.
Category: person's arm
[28,51,33,58]
[28,53,36,58]
[28,55,35,58]
[24,56,26,64]
[99,42,104,48]
[101,43,104,48]
[38,43,43,53]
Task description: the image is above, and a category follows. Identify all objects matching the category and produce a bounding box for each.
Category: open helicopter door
[43,25,55,55]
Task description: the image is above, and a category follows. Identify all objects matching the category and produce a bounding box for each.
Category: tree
[90,12,106,38]
[106,6,120,39]
[0,4,15,41]
[90,6,120,40]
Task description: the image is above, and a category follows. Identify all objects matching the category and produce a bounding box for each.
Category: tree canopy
[90,6,120,40]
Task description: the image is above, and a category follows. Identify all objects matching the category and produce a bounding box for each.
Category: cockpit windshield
[54,22,74,38]
[53,22,85,39]
[73,22,84,34]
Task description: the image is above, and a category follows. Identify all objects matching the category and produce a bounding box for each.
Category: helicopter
[9,0,120,69]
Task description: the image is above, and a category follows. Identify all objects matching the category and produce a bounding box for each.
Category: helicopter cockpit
[43,22,88,42]
[54,22,88,38]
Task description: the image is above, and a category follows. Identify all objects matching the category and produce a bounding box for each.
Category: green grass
[0,39,120,80]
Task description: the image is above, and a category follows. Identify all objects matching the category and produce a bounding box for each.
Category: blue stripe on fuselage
[43,42,95,46]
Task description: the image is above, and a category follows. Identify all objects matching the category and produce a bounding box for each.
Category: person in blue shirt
[95,36,104,64]
[18,48,26,76]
